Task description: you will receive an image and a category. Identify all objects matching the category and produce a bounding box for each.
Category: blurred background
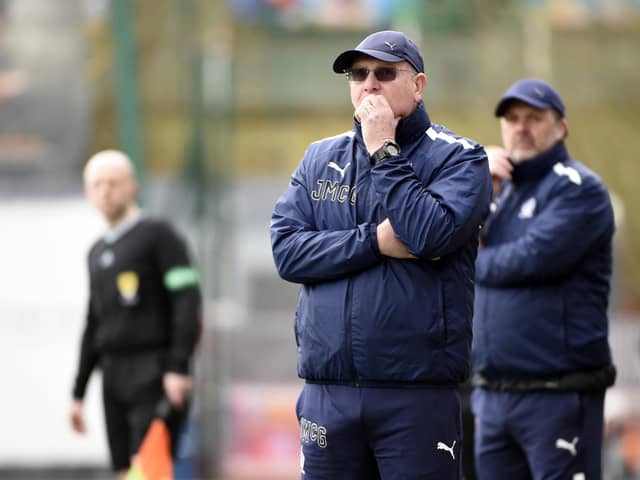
[0,0,639,478]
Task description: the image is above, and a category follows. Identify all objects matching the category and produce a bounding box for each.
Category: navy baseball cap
[495,78,565,117]
[332,30,424,74]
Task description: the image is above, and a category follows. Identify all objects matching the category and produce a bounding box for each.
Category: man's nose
[363,71,380,90]
[513,120,529,133]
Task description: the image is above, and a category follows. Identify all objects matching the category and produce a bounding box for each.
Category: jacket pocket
[295,281,351,380]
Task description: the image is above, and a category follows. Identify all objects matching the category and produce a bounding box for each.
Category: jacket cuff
[166,354,190,374]
[72,385,86,401]
[368,222,381,257]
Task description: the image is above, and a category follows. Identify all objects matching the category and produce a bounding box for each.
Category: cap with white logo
[332,30,424,74]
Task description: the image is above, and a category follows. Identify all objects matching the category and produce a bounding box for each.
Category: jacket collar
[511,141,569,184]
[354,100,431,149]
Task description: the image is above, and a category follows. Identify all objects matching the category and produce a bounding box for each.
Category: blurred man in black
[69,150,201,478]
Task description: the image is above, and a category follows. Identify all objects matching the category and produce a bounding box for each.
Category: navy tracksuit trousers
[296,383,463,480]
[471,388,605,480]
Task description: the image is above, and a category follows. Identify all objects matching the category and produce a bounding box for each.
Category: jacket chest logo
[311,179,356,205]
[518,197,537,219]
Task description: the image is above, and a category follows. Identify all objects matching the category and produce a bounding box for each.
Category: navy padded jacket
[271,102,491,386]
[472,141,614,381]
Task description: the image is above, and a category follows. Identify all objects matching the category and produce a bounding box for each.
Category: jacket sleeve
[155,223,201,374]
[370,142,491,259]
[271,155,382,284]
[475,176,614,286]
[72,297,99,400]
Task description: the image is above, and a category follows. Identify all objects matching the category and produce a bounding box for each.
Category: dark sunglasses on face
[345,66,415,82]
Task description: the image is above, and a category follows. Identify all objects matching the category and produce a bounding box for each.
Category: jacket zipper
[346,147,370,388]
[344,278,358,386]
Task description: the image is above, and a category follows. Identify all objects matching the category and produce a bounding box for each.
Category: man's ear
[84,180,93,203]
[414,73,427,100]
[558,118,569,140]
[131,180,139,201]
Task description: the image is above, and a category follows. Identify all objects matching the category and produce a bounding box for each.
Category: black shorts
[101,351,186,471]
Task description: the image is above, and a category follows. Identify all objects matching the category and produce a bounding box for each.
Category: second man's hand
[484,145,513,197]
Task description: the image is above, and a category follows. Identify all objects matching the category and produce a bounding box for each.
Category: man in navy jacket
[271,30,491,479]
[471,78,616,480]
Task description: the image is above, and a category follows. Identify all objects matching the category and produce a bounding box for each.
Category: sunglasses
[345,67,415,82]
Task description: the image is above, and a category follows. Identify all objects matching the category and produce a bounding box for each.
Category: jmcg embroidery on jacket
[310,179,356,205]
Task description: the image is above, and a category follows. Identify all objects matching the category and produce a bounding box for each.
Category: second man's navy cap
[495,78,565,117]
[332,30,425,74]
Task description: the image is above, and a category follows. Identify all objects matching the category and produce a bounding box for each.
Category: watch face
[371,142,400,165]
[386,144,400,156]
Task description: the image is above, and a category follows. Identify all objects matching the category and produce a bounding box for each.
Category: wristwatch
[370,140,401,165]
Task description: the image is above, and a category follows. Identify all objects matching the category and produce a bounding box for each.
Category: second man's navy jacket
[472,141,615,381]
[271,102,492,386]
